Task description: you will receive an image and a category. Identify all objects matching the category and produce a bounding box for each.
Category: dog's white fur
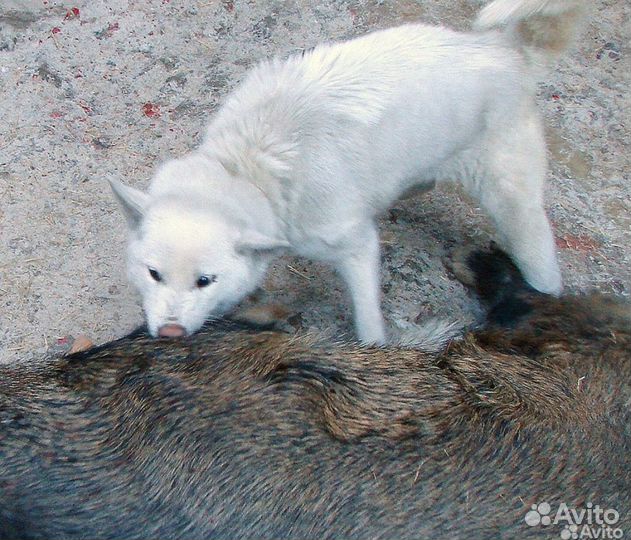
[110,0,583,343]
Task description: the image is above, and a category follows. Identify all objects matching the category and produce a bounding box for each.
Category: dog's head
[109,178,286,338]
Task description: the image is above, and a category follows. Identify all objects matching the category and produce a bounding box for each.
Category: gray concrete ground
[0,0,629,364]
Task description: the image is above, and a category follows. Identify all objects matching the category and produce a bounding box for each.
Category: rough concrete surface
[0,0,629,364]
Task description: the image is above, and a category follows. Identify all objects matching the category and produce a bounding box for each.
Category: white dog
[110,0,583,343]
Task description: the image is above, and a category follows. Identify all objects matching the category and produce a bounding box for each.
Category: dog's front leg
[334,224,386,346]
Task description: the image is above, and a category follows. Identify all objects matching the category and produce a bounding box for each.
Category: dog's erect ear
[236,231,290,255]
[108,178,149,230]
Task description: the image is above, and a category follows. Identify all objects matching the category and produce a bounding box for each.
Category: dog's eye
[196,274,217,288]
[148,268,162,282]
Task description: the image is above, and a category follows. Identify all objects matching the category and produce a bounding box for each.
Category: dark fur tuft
[464,243,546,326]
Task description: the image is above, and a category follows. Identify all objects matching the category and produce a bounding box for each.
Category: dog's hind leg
[479,187,561,296]
[462,107,562,296]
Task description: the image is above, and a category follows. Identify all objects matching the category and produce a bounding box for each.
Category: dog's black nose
[158,324,187,338]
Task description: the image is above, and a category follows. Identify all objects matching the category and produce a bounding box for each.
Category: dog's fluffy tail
[474,0,585,60]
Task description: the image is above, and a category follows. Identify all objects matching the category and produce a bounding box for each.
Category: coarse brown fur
[0,247,629,539]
